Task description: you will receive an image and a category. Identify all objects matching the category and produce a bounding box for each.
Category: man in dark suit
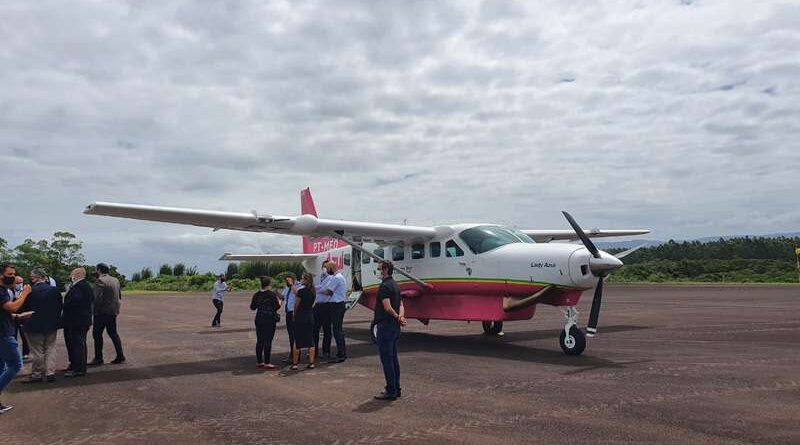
[21,268,63,383]
[62,268,93,377]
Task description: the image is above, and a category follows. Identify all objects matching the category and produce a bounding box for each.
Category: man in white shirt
[211,274,230,327]
[321,262,347,363]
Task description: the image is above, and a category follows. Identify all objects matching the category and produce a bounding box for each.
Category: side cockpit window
[445,239,464,257]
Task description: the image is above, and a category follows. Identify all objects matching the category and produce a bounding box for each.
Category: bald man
[62,268,94,377]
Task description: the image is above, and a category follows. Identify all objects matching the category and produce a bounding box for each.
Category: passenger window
[446,239,464,257]
[392,245,405,261]
[392,246,406,261]
[373,248,384,262]
[362,252,371,264]
[430,241,441,258]
[412,243,425,260]
[343,253,351,266]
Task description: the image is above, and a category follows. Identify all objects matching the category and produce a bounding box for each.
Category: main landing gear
[482,321,504,336]
[559,306,586,355]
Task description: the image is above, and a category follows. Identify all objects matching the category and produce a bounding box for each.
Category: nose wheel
[482,321,504,336]
[559,307,586,355]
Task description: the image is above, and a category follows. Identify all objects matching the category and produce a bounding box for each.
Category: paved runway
[4,285,799,444]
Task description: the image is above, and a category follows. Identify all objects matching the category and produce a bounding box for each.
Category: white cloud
[1,0,798,275]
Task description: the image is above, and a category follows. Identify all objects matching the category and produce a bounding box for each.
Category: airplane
[84,188,649,355]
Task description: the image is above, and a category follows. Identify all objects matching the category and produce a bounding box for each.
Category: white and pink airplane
[84,188,648,355]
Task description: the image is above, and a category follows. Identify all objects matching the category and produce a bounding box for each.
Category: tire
[559,326,586,356]
[370,321,378,344]
[482,321,503,336]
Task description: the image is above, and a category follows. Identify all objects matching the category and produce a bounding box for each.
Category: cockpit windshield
[458,225,535,254]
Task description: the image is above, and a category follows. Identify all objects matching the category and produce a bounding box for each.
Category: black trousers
[212,299,224,326]
[285,311,295,352]
[93,313,124,361]
[64,326,89,373]
[331,302,347,358]
[255,313,277,364]
[16,324,30,356]
[313,303,332,355]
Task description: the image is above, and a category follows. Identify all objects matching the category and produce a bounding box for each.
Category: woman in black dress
[290,272,317,370]
[250,276,281,369]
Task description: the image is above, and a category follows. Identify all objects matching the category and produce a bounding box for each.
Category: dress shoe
[88,359,104,366]
[327,357,346,364]
[64,370,86,378]
[111,357,126,364]
[374,392,397,401]
[46,375,56,383]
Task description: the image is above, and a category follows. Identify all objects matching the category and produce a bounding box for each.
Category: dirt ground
[3,284,799,444]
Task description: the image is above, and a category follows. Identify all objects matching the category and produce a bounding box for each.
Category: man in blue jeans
[372,261,406,401]
[1,263,33,414]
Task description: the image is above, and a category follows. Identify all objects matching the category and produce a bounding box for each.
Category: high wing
[522,229,650,243]
[83,202,437,243]
[219,253,318,262]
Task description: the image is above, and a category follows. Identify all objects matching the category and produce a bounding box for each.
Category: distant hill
[595,232,800,250]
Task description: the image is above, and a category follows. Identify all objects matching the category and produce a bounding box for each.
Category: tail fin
[301,188,347,254]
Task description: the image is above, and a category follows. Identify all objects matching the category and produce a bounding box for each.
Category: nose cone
[589,251,624,274]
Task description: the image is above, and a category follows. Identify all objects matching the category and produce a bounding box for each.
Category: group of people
[0,262,125,414]
[219,259,406,400]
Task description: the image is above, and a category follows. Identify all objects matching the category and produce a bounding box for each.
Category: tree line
[0,232,124,291]
[608,236,800,283]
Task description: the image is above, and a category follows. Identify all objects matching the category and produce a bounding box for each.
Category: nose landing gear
[482,321,504,336]
[559,307,586,355]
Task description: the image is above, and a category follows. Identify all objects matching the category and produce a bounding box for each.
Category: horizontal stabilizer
[219,253,318,262]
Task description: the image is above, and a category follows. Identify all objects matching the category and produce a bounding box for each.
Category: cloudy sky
[1,0,798,275]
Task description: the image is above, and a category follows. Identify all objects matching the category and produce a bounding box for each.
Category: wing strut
[329,233,433,290]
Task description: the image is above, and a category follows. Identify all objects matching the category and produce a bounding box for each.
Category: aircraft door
[351,246,363,292]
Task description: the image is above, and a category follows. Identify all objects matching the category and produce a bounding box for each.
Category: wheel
[370,321,378,344]
[482,321,503,336]
[559,326,586,355]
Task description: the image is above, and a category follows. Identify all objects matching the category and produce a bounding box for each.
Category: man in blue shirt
[1,263,33,414]
[321,261,348,363]
[280,273,300,363]
[313,261,333,359]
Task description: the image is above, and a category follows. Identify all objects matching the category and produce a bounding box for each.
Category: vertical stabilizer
[301,188,347,254]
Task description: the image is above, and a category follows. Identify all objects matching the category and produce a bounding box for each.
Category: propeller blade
[585,277,603,337]
[562,211,601,259]
[614,243,646,259]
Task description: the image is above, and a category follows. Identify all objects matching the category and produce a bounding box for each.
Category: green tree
[226,262,239,278]
[173,263,186,276]
[140,267,153,280]
[159,264,173,276]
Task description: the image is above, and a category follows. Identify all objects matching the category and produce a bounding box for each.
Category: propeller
[561,211,622,337]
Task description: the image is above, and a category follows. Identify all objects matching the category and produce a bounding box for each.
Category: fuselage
[301,224,610,322]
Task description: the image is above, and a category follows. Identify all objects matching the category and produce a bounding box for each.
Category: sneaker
[0,404,13,414]
[46,375,56,383]
[264,364,277,370]
[111,357,126,364]
[88,359,104,366]
[373,392,397,401]
[257,363,266,369]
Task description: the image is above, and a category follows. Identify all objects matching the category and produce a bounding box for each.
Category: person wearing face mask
[313,260,333,360]
[321,261,348,363]
[1,263,33,414]
[11,276,31,362]
[280,272,299,363]
[62,268,94,377]
[211,274,230,327]
[20,268,62,383]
